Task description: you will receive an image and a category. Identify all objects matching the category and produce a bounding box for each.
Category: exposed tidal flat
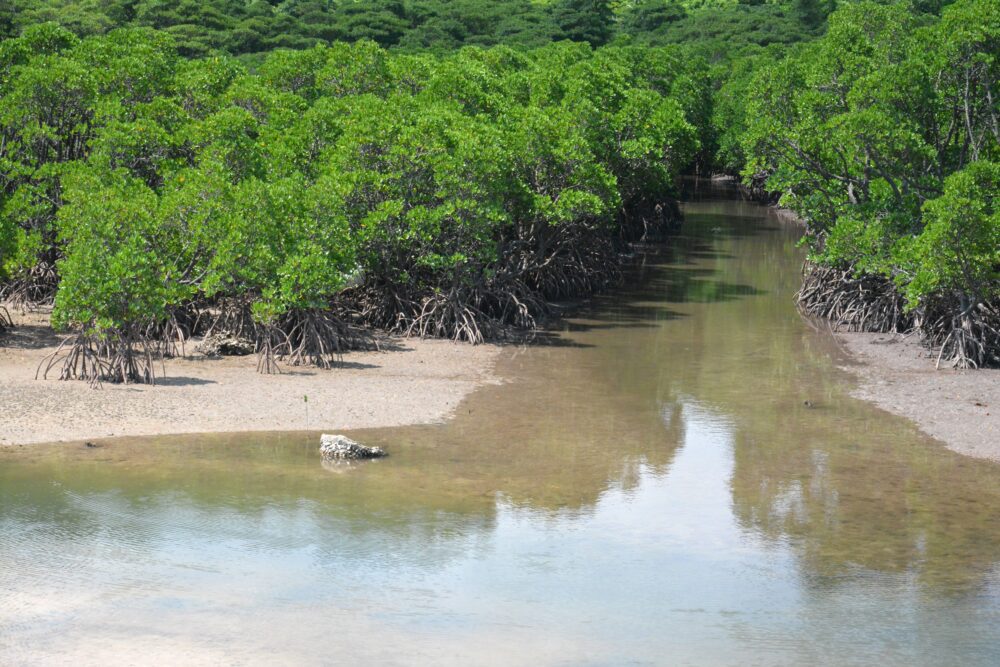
[1,191,1000,665]
[836,331,1000,461]
[0,322,501,446]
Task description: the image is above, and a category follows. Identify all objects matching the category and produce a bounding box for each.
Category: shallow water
[3,184,999,666]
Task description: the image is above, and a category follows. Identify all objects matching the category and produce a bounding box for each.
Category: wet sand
[0,310,501,447]
[837,331,1000,461]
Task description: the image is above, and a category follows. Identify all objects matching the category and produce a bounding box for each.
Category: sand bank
[0,311,501,446]
[837,331,1000,461]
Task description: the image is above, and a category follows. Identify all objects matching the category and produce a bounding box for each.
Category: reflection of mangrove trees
[730,424,1000,593]
[633,200,1000,594]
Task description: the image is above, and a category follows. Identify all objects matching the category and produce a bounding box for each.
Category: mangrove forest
[0,0,997,382]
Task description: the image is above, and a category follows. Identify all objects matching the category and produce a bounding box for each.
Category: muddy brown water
[2,184,999,666]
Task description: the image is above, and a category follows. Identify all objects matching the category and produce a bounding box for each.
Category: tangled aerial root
[256,329,282,374]
[405,291,493,344]
[142,308,199,358]
[797,263,1000,369]
[919,297,1000,369]
[796,263,913,333]
[618,199,684,244]
[195,299,254,339]
[345,203,685,347]
[527,237,622,301]
[37,329,158,387]
[256,308,378,374]
[353,281,541,345]
[403,284,542,344]
[281,308,377,367]
[0,261,59,310]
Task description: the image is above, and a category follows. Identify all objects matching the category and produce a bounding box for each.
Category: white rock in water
[320,434,387,460]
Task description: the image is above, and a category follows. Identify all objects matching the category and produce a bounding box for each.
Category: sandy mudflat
[0,311,501,446]
[836,331,1000,461]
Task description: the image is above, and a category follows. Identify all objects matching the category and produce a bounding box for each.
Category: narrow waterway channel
[2,184,999,666]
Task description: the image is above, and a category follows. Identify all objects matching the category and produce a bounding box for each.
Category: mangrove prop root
[0,305,11,331]
[143,310,196,359]
[255,309,378,373]
[531,247,622,300]
[0,261,59,310]
[256,329,283,375]
[282,308,377,368]
[797,264,1000,369]
[27,198,684,374]
[405,291,491,344]
[617,198,684,244]
[37,329,158,387]
[920,297,1000,369]
[353,273,544,345]
[200,298,259,341]
[796,263,913,334]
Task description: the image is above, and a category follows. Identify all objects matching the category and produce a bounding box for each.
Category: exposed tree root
[0,261,59,310]
[255,308,378,373]
[0,305,12,331]
[798,264,1000,369]
[280,308,377,368]
[406,291,491,344]
[527,235,623,301]
[199,298,259,340]
[20,201,687,378]
[403,284,541,344]
[796,263,913,333]
[919,297,1000,369]
[256,327,283,374]
[142,307,198,358]
[352,285,537,345]
[36,328,158,387]
[350,285,417,335]
[346,203,683,345]
[354,279,542,345]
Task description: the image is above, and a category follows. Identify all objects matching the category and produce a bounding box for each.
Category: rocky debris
[197,334,255,357]
[320,434,387,460]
